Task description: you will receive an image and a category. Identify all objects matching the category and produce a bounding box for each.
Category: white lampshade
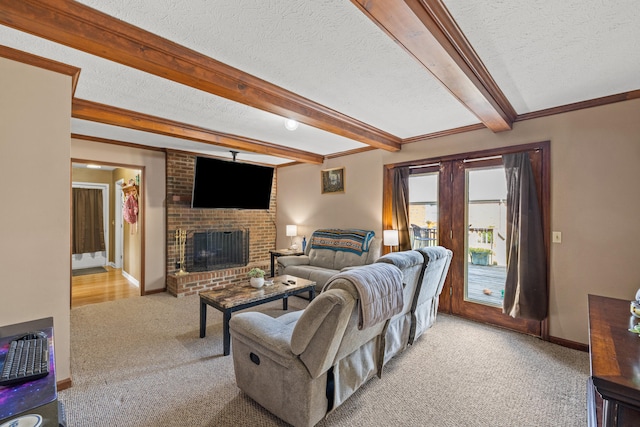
[383,229,399,247]
[286,225,298,237]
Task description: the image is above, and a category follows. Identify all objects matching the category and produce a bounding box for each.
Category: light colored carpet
[59,293,589,426]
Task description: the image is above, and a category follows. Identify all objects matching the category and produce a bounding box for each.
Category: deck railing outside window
[411,225,438,248]
[411,226,496,250]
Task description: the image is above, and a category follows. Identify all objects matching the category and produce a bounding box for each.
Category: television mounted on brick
[191,156,274,209]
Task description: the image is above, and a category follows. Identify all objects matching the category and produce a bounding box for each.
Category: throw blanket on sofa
[324,263,403,330]
[310,229,375,255]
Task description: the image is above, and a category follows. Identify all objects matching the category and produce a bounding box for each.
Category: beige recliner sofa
[277,229,382,293]
[229,247,452,427]
[410,246,453,343]
[375,246,453,364]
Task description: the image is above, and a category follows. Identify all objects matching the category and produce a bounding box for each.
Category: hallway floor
[71,266,139,308]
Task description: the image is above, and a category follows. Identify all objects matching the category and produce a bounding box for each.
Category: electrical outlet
[552,231,562,243]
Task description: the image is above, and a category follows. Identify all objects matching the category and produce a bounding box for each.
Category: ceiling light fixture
[284,118,299,131]
[86,164,102,169]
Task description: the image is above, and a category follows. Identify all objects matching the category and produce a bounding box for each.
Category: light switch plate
[552,231,562,243]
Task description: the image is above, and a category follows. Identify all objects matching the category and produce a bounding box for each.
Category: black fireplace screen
[186,229,249,272]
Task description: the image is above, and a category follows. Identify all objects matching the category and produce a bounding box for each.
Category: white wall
[277,98,640,345]
[0,58,72,380]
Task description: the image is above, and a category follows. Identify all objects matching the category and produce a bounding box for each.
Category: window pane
[409,173,438,248]
[465,167,507,307]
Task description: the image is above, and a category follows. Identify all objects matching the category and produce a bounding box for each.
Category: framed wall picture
[321,167,345,194]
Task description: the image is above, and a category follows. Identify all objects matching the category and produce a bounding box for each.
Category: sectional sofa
[277,229,382,293]
[229,246,453,426]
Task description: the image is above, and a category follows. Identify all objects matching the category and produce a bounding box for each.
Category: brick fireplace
[187,229,248,272]
[166,151,276,297]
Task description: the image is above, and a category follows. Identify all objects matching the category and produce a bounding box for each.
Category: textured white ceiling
[0,25,366,161]
[76,0,480,136]
[1,0,638,165]
[71,119,291,165]
[444,0,640,112]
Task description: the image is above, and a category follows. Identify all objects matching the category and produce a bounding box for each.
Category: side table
[269,248,303,277]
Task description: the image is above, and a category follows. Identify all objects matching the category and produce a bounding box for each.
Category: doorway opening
[70,160,144,308]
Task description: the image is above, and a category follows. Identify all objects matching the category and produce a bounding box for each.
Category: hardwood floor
[71,265,140,308]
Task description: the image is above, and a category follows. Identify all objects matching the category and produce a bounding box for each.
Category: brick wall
[166,151,276,297]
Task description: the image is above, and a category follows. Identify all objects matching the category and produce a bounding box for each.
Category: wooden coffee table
[199,275,316,356]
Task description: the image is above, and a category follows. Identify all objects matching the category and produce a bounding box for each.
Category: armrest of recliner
[229,312,300,365]
[339,265,366,272]
[277,254,310,268]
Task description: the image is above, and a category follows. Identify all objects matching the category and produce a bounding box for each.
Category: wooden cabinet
[588,294,640,426]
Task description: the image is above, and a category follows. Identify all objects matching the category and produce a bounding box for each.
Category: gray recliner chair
[411,246,453,344]
[374,246,453,363]
[374,249,426,363]
[229,262,403,427]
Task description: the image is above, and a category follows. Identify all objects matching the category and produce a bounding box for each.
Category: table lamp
[286,225,298,250]
[383,229,399,252]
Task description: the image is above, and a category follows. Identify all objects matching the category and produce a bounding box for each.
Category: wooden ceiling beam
[352,0,516,132]
[72,99,325,165]
[0,0,400,151]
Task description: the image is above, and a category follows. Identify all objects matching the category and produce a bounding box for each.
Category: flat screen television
[191,156,274,209]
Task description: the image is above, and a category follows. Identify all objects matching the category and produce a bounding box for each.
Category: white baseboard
[122,270,140,287]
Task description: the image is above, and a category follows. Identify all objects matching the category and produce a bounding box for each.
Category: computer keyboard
[0,334,49,387]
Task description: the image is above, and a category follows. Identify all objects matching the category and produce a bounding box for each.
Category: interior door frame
[114,178,124,269]
[70,159,146,298]
[383,140,550,339]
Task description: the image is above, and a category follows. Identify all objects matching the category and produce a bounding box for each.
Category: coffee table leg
[223,310,232,356]
[309,288,316,301]
[283,297,288,310]
[200,300,207,338]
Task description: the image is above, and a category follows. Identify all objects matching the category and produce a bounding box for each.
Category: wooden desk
[0,317,61,426]
[588,294,640,426]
